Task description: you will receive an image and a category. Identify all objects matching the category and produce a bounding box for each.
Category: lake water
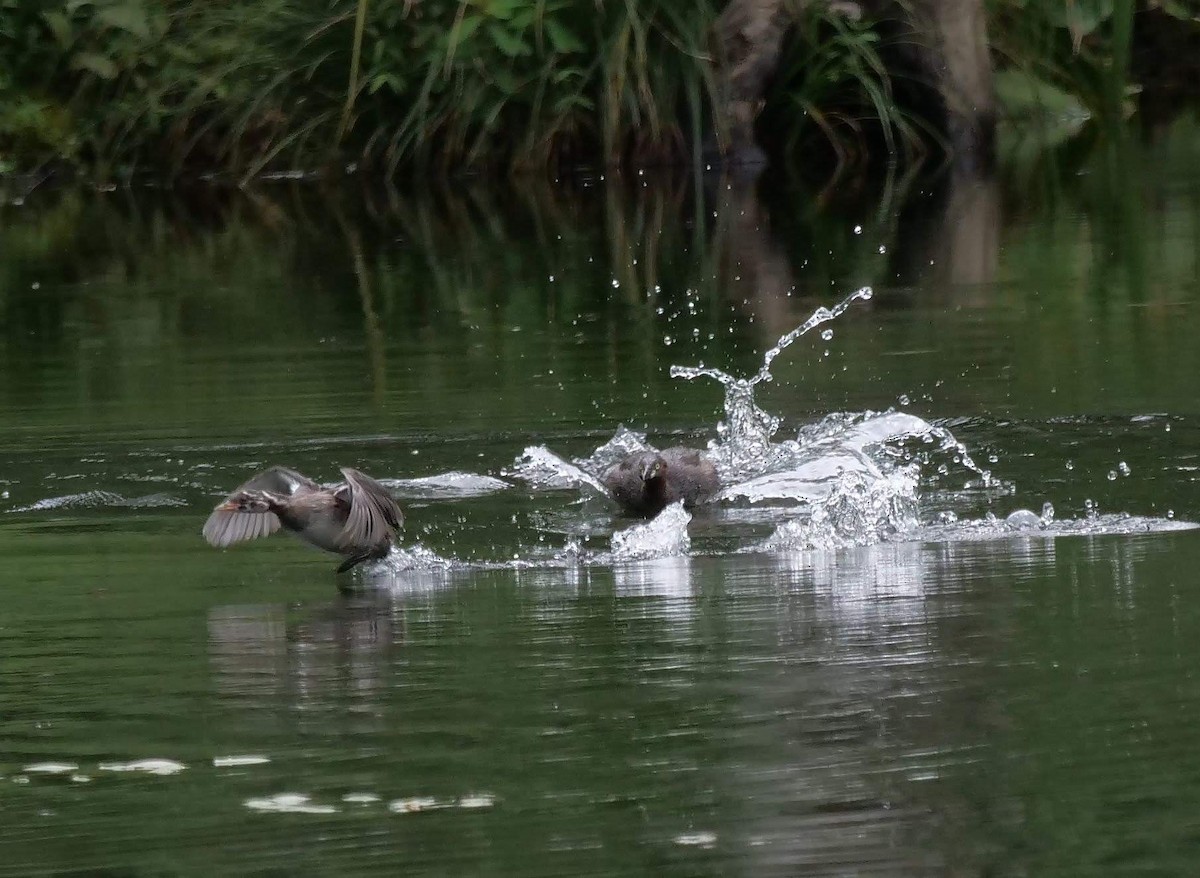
[3,116,1200,875]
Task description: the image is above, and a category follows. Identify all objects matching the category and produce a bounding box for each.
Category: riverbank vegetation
[0,1,1196,180]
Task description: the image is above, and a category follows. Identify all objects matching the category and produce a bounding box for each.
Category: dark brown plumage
[601,447,720,517]
[202,466,403,573]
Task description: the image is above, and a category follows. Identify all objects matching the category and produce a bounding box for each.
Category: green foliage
[986,0,1180,127]
[0,0,729,176]
[762,2,934,171]
[1,0,1191,177]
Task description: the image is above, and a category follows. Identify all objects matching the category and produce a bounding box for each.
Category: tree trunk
[709,0,995,166]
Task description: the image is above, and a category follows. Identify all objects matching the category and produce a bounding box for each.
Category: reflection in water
[891,167,1002,303]
[208,595,401,723]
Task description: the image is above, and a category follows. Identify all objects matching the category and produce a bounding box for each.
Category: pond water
[2,116,1200,875]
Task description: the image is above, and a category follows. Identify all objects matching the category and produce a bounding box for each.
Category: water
[4,117,1200,874]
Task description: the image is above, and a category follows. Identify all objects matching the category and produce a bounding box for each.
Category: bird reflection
[207,593,401,715]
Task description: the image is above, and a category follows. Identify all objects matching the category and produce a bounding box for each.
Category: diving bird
[601,447,720,517]
[203,466,403,572]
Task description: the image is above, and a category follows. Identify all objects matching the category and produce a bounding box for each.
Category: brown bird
[601,447,720,517]
[203,466,403,572]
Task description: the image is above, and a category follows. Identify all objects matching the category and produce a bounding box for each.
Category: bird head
[639,457,666,483]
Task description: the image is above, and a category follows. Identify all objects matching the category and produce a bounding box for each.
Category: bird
[202,466,403,573]
[601,447,720,517]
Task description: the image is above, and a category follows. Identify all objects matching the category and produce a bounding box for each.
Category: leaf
[96,4,151,39]
[41,11,74,48]
[544,18,583,54]
[72,51,119,80]
[488,22,531,57]
[479,0,521,21]
[1153,0,1199,20]
[446,13,483,49]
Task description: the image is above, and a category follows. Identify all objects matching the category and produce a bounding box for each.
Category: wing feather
[202,465,307,548]
[336,467,403,549]
[203,508,281,548]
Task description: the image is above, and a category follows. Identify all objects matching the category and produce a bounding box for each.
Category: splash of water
[671,287,875,481]
[608,502,692,561]
[754,467,920,552]
[506,445,608,492]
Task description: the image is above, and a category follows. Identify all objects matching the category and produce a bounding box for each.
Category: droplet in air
[820,328,834,341]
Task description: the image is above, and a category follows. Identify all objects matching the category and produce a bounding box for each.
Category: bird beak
[215,500,240,512]
[640,462,658,481]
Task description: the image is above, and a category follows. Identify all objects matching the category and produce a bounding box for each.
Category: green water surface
[2,118,1200,875]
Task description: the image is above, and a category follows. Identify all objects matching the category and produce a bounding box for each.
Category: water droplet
[1165,423,1172,432]
[853,225,863,235]
[820,328,834,341]
[1065,461,1074,471]
[663,336,673,346]
[1118,461,1131,476]
[1167,509,1175,519]
[1041,502,1055,522]
[31,281,40,290]
[898,394,911,406]
[878,244,887,254]
[1107,470,1118,481]
[988,454,998,463]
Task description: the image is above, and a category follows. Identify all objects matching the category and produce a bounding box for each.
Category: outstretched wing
[202,506,281,548]
[336,467,404,550]
[230,466,320,497]
[202,466,318,549]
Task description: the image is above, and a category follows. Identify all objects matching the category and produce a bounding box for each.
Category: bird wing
[336,467,404,550]
[203,505,282,548]
[202,466,316,548]
[233,466,321,497]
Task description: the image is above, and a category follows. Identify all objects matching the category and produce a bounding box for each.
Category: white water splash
[213,755,270,768]
[507,445,608,492]
[97,758,186,776]
[382,471,510,499]
[609,502,692,561]
[671,286,875,481]
[754,468,919,552]
[379,544,457,572]
[245,793,338,814]
[23,762,78,775]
